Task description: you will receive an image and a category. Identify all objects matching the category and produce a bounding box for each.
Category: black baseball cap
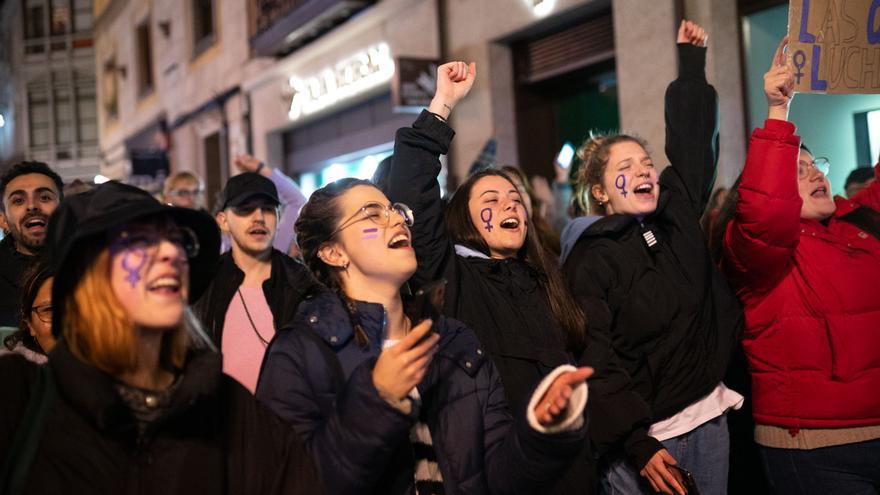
[220,172,280,209]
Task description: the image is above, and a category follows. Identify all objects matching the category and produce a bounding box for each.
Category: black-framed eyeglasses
[798,157,830,179]
[328,202,414,239]
[31,304,52,323]
[111,225,201,259]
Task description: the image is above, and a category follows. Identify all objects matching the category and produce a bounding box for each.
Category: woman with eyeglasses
[710,39,880,494]
[561,21,744,495]
[2,260,54,363]
[0,181,322,495]
[256,177,592,495]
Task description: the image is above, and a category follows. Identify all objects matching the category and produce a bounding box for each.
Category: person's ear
[591,184,609,205]
[215,210,230,233]
[317,242,350,270]
[0,209,8,231]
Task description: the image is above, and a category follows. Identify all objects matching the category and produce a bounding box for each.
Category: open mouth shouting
[22,214,48,235]
[499,217,521,231]
[811,185,829,198]
[387,231,412,249]
[146,273,183,296]
[632,182,656,200]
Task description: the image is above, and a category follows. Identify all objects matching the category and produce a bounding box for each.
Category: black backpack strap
[839,205,880,241]
[0,364,57,495]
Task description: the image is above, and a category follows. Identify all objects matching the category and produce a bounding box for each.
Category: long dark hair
[295,178,375,347]
[446,169,586,351]
[4,259,53,354]
[708,174,742,266]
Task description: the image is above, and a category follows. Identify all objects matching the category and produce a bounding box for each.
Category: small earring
[342,261,350,270]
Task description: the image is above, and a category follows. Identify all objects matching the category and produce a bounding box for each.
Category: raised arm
[663,20,720,215]
[382,62,476,287]
[722,38,802,294]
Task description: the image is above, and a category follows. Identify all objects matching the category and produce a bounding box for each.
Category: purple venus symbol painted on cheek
[615,174,628,198]
[480,208,493,232]
[362,227,379,240]
[122,248,148,288]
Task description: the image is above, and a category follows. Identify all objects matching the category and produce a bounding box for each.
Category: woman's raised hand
[428,61,476,120]
[764,37,795,120]
[372,319,439,402]
[677,19,707,47]
[533,366,593,426]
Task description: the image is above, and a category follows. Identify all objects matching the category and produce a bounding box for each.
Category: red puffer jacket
[722,119,880,429]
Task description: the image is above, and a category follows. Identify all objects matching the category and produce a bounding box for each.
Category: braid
[295,177,375,349]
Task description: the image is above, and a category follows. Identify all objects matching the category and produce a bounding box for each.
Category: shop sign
[392,57,439,112]
[788,0,880,93]
[288,43,395,121]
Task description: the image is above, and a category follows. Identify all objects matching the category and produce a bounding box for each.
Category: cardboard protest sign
[788,0,880,94]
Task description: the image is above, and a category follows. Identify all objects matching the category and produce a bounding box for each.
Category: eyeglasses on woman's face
[31,304,52,323]
[798,157,830,179]
[329,202,414,239]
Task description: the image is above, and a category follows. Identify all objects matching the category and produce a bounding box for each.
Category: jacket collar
[48,338,223,437]
[297,291,485,376]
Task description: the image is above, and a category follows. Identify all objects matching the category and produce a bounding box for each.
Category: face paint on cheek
[362,227,379,240]
[121,248,148,288]
[615,175,628,198]
[480,208,493,232]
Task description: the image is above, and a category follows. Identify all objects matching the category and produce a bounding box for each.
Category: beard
[7,217,48,255]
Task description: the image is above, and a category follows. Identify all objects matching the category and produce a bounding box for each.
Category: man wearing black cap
[193,172,319,393]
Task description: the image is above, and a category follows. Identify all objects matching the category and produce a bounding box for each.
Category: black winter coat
[0,236,36,327]
[0,340,324,494]
[193,248,320,346]
[381,111,595,494]
[561,44,743,470]
[255,291,586,495]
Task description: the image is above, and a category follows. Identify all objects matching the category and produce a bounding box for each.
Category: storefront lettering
[287,43,395,121]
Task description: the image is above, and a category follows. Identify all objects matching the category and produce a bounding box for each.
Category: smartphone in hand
[405,279,447,325]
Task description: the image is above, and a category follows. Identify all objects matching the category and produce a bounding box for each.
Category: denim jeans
[760,438,880,495]
[602,414,729,495]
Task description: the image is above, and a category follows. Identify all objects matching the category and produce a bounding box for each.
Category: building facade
[0,0,100,181]
[91,0,774,203]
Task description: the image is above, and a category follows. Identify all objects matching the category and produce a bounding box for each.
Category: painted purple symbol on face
[122,248,148,288]
[362,227,379,240]
[480,208,493,232]
[615,174,628,198]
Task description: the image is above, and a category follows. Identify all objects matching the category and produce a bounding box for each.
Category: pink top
[221,286,275,393]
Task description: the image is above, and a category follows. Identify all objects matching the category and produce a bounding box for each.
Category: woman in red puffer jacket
[712,38,880,495]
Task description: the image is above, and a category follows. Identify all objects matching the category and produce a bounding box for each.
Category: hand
[764,37,794,120]
[640,449,687,495]
[427,61,476,119]
[372,319,439,401]
[677,19,707,47]
[234,154,270,176]
[533,367,593,426]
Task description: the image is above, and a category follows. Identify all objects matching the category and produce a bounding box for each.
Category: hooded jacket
[193,249,320,346]
[256,290,586,495]
[0,342,323,494]
[721,119,880,428]
[0,236,36,327]
[381,111,595,494]
[561,44,743,470]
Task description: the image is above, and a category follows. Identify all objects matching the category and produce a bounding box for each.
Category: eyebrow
[8,187,57,197]
[480,189,520,197]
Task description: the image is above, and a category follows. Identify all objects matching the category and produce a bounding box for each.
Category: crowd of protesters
[1,18,879,495]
